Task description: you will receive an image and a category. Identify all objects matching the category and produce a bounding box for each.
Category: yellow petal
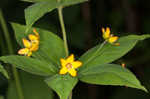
[60,58,67,67]
[68,68,77,77]
[59,67,68,75]
[102,27,105,34]
[106,27,110,34]
[18,48,29,55]
[108,36,118,44]
[33,28,39,37]
[72,61,82,69]
[104,27,110,39]
[28,34,39,41]
[22,38,32,48]
[66,54,74,63]
[27,51,32,57]
[30,43,39,51]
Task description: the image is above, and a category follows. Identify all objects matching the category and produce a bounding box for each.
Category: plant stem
[57,5,69,57]
[0,9,24,99]
[83,41,107,66]
[68,92,72,99]
[57,1,71,99]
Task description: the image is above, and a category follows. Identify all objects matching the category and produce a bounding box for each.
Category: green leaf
[11,23,65,65]
[79,64,147,92]
[22,0,51,2]
[25,0,88,32]
[0,55,56,76]
[7,71,53,99]
[45,74,78,99]
[79,35,150,70]
[0,64,9,79]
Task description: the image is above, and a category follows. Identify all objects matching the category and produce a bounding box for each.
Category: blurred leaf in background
[7,71,53,99]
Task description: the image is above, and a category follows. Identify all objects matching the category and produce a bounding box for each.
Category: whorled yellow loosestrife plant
[0,24,149,99]
[1,0,150,98]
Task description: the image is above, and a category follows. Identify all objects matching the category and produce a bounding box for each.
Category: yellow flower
[29,41,39,51]
[18,29,40,56]
[18,38,32,56]
[102,27,119,45]
[59,54,82,77]
[102,27,111,39]
[28,29,40,51]
[28,28,39,42]
[18,48,32,56]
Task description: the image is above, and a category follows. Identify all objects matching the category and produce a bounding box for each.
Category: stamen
[66,63,73,70]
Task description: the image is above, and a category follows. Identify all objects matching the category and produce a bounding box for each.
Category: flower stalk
[57,1,69,57]
[0,9,24,99]
[57,0,71,99]
[83,40,107,66]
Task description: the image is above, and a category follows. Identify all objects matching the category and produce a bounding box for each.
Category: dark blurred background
[0,0,150,99]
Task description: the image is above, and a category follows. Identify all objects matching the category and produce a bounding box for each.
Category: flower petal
[30,43,39,51]
[66,54,74,63]
[104,27,111,39]
[72,61,82,69]
[28,34,39,41]
[59,67,68,75]
[22,38,32,48]
[102,27,105,34]
[60,58,67,67]
[108,36,118,44]
[27,51,32,57]
[68,68,77,77]
[18,48,30,55]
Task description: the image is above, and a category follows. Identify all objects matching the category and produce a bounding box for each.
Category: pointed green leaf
[45,74,78,99]
[25,0,88,32]
[79,35,150,70]
[11,23,65,65]
[0,55,56,76]
[0,64,9,79]
[22,0,87,3]
[7,72,53,99]
[79,64,147,92]
[22,0,51,2]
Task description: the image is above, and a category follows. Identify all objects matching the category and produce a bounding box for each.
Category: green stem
[57,6,69,57]
[0,9,24,99]
[83,40,107,66]
[68,92,72,99]
[57,1,71,99]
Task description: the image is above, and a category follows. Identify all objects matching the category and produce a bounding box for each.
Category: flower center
[66,63,73,70]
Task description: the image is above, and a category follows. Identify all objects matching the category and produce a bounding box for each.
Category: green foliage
[22,0,51,2]
[7,72,53,99]
[0,0,150,99]
[0,55,56,76]
[79,35,150,70]
[11,23,65,65]
[45,74,78,99]
[1,22,149,98]
[0,0,149,98]
[0,64,9,79]
[24,0,88,32]
[79,64,147,92]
